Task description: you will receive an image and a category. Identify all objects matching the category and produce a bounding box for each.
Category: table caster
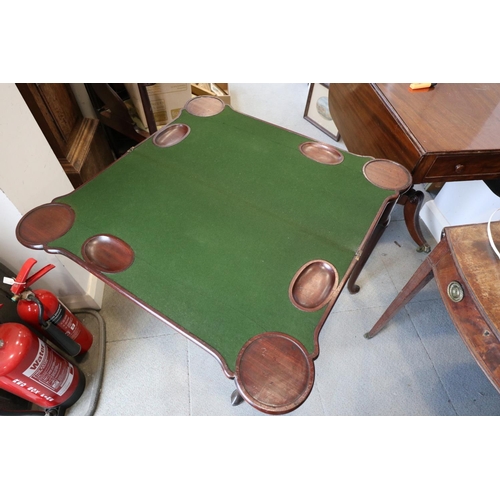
[417,244,431,253]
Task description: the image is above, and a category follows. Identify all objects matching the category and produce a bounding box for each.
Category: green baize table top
[49,105,392,373]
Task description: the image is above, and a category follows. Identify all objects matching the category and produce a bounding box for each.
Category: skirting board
[60,274,104,311]
[420,199,450,243]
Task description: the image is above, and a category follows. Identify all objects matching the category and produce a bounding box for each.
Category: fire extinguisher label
[49,303,65,324]
[49,303,81,340]
[22,338,75,396]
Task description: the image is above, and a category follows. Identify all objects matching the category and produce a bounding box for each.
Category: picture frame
[303,83,340,142]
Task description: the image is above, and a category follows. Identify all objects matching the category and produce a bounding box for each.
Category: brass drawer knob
[447,281,464,302]
[455,164,465,172]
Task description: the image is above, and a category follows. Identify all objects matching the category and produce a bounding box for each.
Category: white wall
[421,180,500,242]
[0,83,103,309]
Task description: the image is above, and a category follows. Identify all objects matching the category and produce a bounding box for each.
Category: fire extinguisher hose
[30,295,82,357]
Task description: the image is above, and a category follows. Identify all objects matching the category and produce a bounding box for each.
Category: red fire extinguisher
[5,258,93,357]
[0,305,86,411]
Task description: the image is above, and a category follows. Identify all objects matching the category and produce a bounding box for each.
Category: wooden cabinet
[16,83,115,188]
[328,83,500,184]
[328,83,500,251]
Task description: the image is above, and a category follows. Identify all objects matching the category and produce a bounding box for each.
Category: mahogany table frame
[367,222,500,394]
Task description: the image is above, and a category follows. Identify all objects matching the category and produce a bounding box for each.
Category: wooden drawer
[424,152,500,181]
[433,249,500,385]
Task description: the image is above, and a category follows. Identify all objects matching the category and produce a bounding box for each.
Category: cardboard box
[124,83,193,130]
[191,83,231,105]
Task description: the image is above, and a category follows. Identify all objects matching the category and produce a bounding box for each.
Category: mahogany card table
[16,96,411,414]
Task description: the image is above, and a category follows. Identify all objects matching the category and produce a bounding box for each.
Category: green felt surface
[51,106,391,372]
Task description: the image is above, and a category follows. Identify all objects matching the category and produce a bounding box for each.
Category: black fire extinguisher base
[56,367,87,414]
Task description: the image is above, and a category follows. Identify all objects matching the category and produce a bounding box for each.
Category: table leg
[231,389,245,406]
[231,389,244,406]
[348,198,396,294]
[399,187,431,253]
[365,254,435,339]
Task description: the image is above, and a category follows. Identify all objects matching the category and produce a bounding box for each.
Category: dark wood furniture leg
[398,187,431,253]
[348,198,396,294]
[230,389,244,406]
[365,239,447,338]
[348,159,413,294]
